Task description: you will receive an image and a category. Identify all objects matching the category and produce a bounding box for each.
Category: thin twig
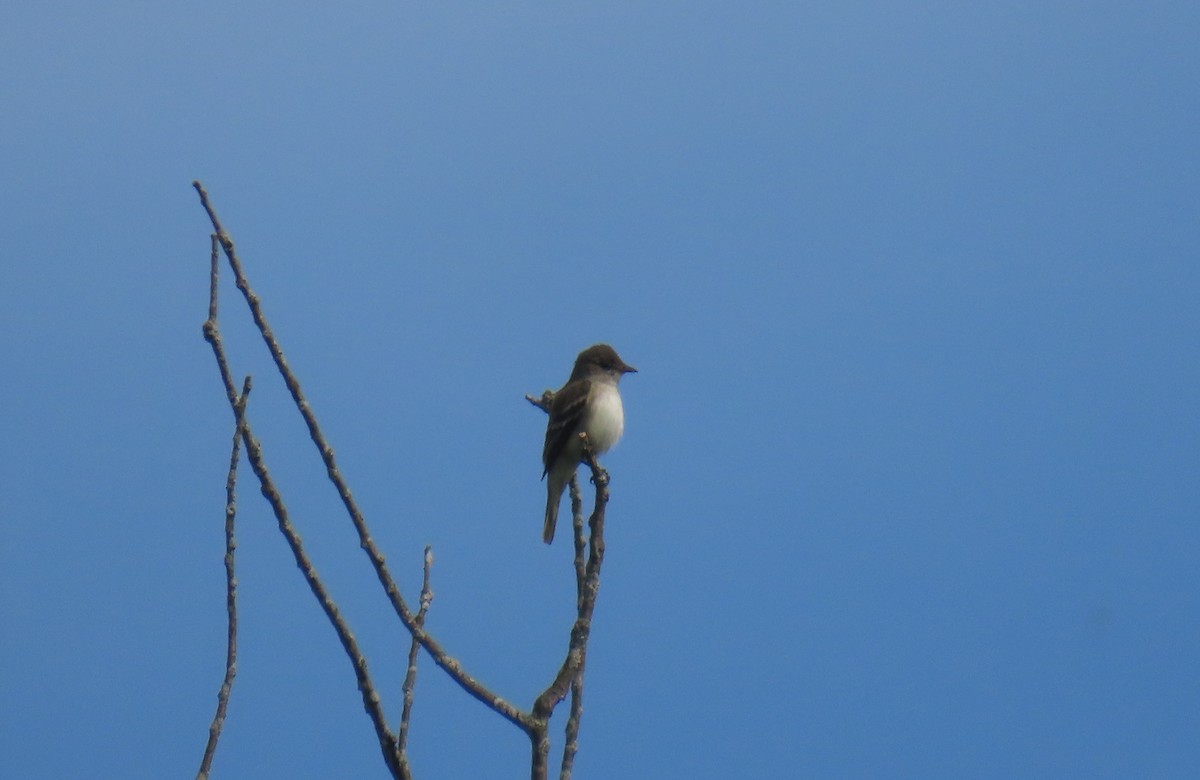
[202,235,237,407]
[398,546,435,753]
[193,181,533,735]
[560,476,588,778]
[559,671,585,780]
[194,181,528,728]
[196,376,250,780]
[242,411,404,777]
[198,227,403,778]
[569,478,585,610]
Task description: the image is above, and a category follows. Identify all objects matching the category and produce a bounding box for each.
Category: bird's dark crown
[570,344,636,381]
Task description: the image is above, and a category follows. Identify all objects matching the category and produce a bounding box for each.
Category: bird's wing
[542,379,591,477]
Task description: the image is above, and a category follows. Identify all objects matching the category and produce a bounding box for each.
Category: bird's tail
[543,467,571,544]
[543,492,559,544]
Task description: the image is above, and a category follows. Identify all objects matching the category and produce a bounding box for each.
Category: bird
[541,344,637,544]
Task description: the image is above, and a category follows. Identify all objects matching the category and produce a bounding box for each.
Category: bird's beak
[622,363,638,374]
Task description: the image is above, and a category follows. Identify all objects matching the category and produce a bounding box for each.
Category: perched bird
[541,344,637,543]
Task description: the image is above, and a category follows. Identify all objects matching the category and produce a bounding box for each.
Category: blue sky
[2,2,1197,778]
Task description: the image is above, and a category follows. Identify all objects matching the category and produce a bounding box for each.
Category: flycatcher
[541,344,637,544]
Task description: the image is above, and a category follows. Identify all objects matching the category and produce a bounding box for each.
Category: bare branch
[398,546,435,754]
[196,376,250,780]
[241,410,404,777]
[193,182,534,748]
[202,235,237,407]
[559,475,588,778]
[559,672,585,780]
[569,478,585,609]
[193,182,544,777]
[206,234,220,327]
[196,216,403,777]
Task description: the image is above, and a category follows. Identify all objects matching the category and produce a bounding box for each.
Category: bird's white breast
[584,383,625,454]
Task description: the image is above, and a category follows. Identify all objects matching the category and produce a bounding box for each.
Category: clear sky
[2,2,1197,778]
